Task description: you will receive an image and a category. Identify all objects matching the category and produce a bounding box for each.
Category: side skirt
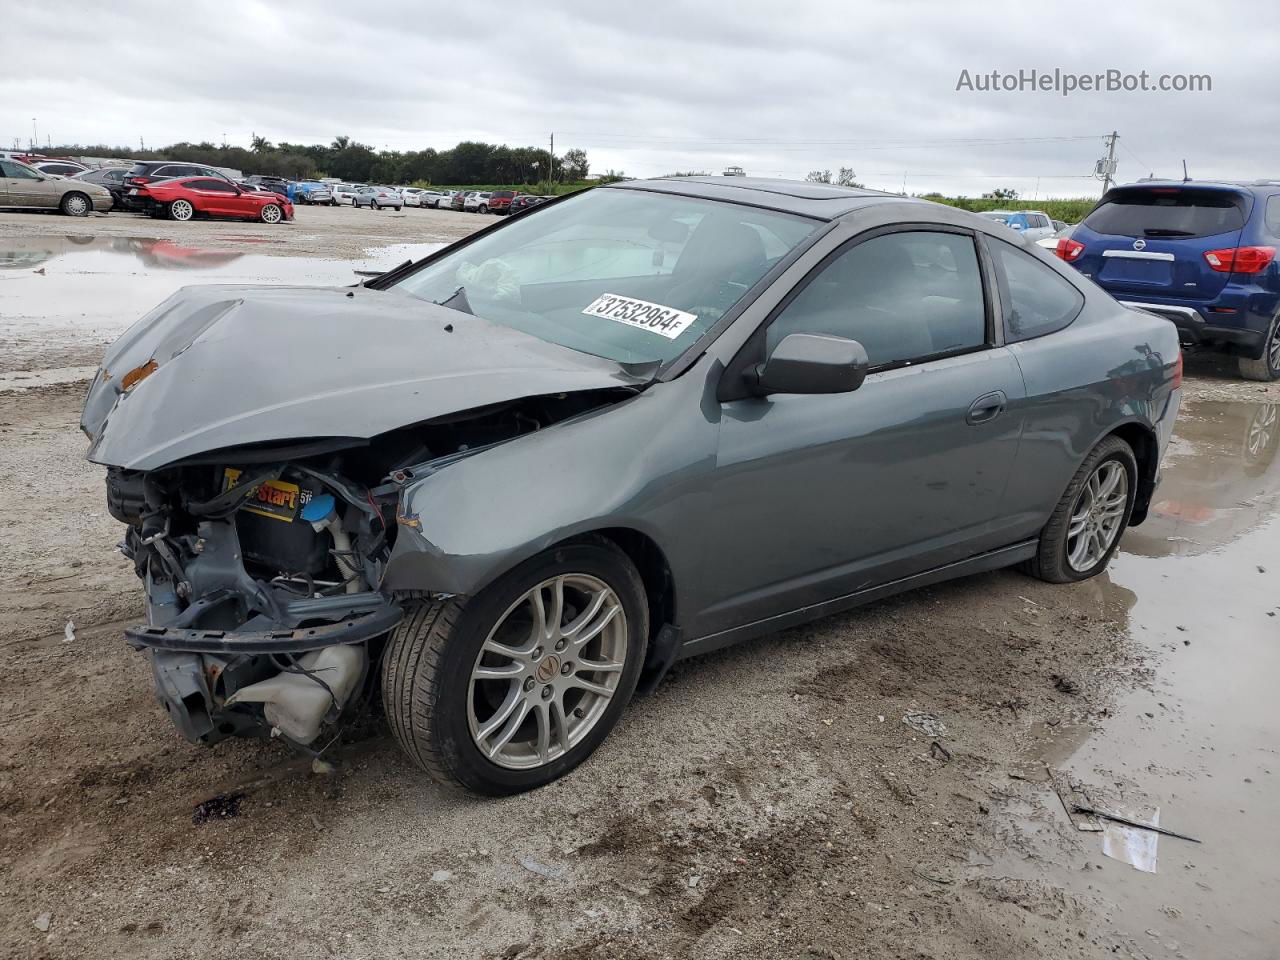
[677,540,1038,660]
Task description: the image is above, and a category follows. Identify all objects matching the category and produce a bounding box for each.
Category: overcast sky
[3,0,1273,197]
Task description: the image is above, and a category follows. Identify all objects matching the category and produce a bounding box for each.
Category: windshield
[391,187,818,365]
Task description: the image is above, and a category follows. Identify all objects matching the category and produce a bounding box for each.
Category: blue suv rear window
[1083,189,1245,239]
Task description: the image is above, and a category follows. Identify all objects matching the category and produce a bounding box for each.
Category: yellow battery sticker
[222,468,305,522]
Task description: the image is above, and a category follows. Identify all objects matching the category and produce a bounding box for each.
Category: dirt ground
[1,208,1277,960]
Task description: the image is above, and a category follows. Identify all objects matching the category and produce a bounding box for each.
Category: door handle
[966,390,1007,425]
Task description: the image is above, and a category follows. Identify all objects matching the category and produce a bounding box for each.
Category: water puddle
[0,235,443,375]
[981,397,1280,956]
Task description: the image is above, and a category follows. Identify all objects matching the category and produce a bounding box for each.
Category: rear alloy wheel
[1023,435,1137,583]
[478,204,489,214]
[260,203,282,224]
[1239,314,1280,382]
[382,538,648,795]
[59,191,91,217]
[168,198,194,222]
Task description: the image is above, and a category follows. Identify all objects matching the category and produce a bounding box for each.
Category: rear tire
[59,191,91,217]
[1239,315,1280,381]
[382,538,648,795]
[1023,435,1137,583]
[168,198,195,221]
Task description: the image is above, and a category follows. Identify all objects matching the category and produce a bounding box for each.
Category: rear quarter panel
[1001,296,1181,538]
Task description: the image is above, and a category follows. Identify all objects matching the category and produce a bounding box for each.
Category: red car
[487,189,519,214]
[130,176,294,224]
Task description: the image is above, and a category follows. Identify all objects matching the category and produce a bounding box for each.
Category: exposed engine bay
[106,390,633,750]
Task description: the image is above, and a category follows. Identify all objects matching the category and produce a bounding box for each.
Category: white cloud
[2,0,1271,196]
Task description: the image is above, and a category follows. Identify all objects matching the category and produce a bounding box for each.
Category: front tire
[1024,436,1137,583]
[59,191,91,217]
[1239,314,1280,381]
[260,203,283,224]
[382,538,648,795]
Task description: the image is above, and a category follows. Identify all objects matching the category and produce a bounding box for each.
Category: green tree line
[917,193,1098,223]
[42,136,594,186]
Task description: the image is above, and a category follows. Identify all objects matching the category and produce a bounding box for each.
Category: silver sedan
[0,159,113,215]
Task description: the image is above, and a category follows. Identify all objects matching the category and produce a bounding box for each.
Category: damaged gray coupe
[82,177,1181,794]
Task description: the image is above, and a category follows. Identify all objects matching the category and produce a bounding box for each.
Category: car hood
[81,284,647,470]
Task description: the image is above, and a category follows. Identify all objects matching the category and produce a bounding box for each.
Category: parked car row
[448,190,553,215]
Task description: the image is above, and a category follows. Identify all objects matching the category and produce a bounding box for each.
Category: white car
[331,184,359,205]
[419,190,452,209]
[32,159,90,178]
[399,187,423,207]
[463,191,492,213]
[977,210,1057,243]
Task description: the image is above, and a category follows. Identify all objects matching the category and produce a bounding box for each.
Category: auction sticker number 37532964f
[582,293,697,339]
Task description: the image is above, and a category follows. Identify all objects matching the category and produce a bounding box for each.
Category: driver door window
[765,230,988,368]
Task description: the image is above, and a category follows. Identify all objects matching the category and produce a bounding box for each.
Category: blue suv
[1059,180,1280,380]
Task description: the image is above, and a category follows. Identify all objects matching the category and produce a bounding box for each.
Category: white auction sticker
[581,293,697,340]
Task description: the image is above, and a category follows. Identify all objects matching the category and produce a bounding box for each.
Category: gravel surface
[1,211,1274,959]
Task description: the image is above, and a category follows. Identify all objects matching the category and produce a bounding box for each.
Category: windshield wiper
[362,258,418,289]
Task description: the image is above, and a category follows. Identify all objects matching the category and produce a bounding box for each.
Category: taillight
[1203,245,1276,274]
[1055,237,1085,262]
[1171,349,1183,389]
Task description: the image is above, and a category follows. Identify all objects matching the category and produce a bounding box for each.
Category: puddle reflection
[1125,399,1280,557]
[985,396,1280,957]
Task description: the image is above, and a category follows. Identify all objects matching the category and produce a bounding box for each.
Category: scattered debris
[687,875,701,888]
[33,913,51,932]
[63,620,75,643]
[1052,675,1079,695]
[192,792,246,824]
[911,865,953,885]
[431,870,452,883]
[310,757,335,775]
[902,712,946,737]
[1073,805,1200,844]
[1045,767,1101,833]
[929,741,952,761]
[519,858,564,880]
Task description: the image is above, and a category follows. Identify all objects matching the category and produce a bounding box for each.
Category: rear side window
[766,230,988,367]
[190,179,237,193]
[1083,189,1246,238]
[1265,197,1280,238]
[989,238,1084,342]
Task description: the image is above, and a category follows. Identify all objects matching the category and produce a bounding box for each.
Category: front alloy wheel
[382,538,648,795]
[260,203,282,224]
[468,574,628,769]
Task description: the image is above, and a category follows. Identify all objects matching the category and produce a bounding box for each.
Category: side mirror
[1009,222,1024,230]
[746,333,869,396]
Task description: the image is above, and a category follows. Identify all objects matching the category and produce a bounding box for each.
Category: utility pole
[31,117,36,152]
[1102,130,1118,192]
[549,132,555,187]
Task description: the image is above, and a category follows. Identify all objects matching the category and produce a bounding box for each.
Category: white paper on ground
[1101,806,1159,873]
